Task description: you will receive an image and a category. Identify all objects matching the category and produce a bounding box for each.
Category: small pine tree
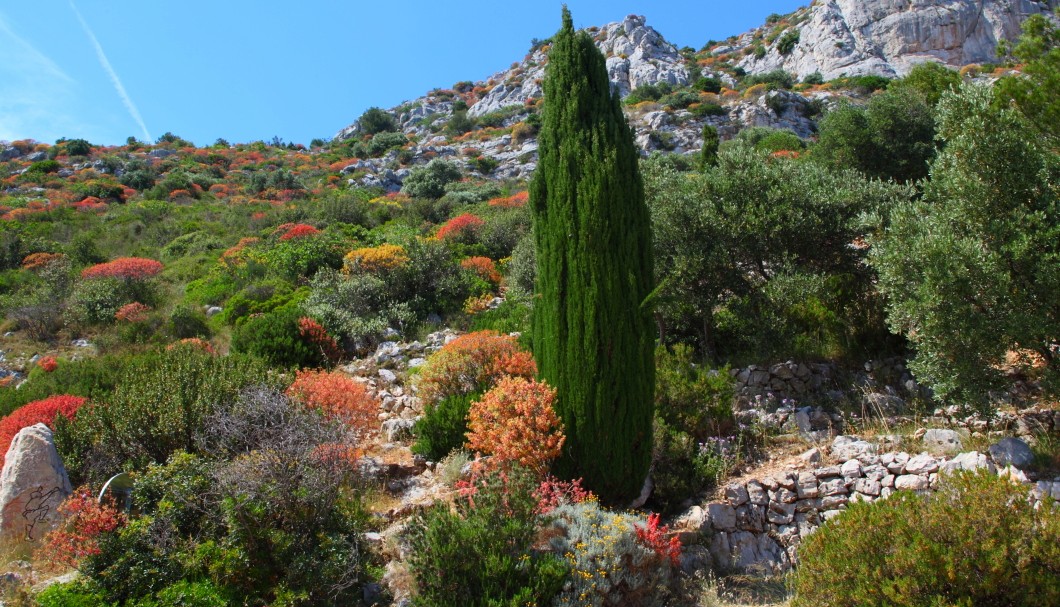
[530,7,655,504]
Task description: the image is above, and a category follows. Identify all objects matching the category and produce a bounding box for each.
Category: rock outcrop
[0,424,72,542]
[469,15,689,118]
[732,0,1060,79]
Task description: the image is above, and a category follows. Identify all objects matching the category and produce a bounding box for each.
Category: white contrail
[69,1,151,142]
[0,12,73,83]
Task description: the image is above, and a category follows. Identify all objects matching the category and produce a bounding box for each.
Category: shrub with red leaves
[37,356,58,373]
[38,487,125,568]
[277,223,320,241]
[21,252,67,272]
[81,257,163,280]
[114,302,151,323]
[635,512,682,567]
[286,369,379,436]
[298,317,342,362]
[436,213,484,241]
[534,476,594,515]
[460,256,501,284]
[0,395,87,466]
[487,191,529,208]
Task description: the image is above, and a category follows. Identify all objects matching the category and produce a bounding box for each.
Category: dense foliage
[531,7,656,504]
[794,471,1060,607]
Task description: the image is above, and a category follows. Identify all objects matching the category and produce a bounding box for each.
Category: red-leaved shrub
[0,395,87,466]
[114,302,151,323]
[36,356,58,373]
[436,213,484,241]
[298,317,342,362]
[276,223,320,241]
[460,256,501,284]
[81,257,163,280]
[286,369,379,436]
[465,376,564,473]
[414,330,536,405]
[38,487,125,568]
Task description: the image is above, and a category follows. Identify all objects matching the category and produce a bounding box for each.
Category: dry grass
[688,572,794,607]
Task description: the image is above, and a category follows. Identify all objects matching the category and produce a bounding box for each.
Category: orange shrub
[436,213,484,241]
[487,191,529,208]
[167,337,216,354]
[344,243,410,274]
[81,257,162,280]
[286,369,379,436]
[415,330,536,405]
[466,376,564,473]
[0,395,87,467]
[21,252,66,272]
[37,356,58,373]
[460,256,501,284]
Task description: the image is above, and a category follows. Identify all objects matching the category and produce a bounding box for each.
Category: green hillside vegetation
[0,7,1056,607]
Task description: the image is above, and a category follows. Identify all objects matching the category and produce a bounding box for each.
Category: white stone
[895,474,929,491]
[0,424,72,541]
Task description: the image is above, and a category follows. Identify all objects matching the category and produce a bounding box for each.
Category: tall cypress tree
[530,7,655,504]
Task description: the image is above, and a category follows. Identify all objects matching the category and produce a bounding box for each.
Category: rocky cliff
[730,0,1059,79]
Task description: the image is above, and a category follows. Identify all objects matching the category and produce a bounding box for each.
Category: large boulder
[0,424,72,541]
[988,437,1035,469]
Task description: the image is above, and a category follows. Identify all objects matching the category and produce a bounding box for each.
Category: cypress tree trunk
[530,7,655,504]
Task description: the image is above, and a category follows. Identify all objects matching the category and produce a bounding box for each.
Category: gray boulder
[923,428,964,455]
[988,437,1035,469]
[0,424,72,541]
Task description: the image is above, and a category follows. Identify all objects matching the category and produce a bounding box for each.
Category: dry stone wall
[676,433,1060,573]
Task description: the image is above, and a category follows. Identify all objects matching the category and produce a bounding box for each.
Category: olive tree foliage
[869,83,1060,405]
[644,145,909,361]
[401,159,463,199]
[996,9,1060,145]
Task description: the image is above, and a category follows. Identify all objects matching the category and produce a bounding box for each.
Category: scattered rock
[923,428,964,455]
[0,424,72,542]
[988,437,1034,470]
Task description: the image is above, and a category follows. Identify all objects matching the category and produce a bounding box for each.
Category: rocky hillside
[330,1,1051,189]
[727,0,1060,79]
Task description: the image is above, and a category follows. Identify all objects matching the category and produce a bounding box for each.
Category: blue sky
[0,1,805,147]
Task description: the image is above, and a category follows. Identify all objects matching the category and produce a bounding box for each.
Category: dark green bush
[651,419,726,514]
[744,69,795,90]
[230,303,327,368]
[690,102,726,118]
[794,471,1060,607]
[655,344,735,440]
[405,466,567,607]
[411,392,478,460]
[167,305,211,339]
[694,76,723,93]
[356,107,398,135]
[776,29,800,55]
[660,90,700,109]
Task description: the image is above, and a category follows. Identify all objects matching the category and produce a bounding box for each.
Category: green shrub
[405,466,567,607]
[794,470,1060,607]
[803,71,825,85]
[35,581,114,607]
[67,277,130,325]
[141,581,229,607]
[694,77,723,93]
[401,159,463,200]
[230,303,328,368]
[0,354,127,417]
[167,305,211,339]
[411,392,478,460]
[744,69,795,89]
[54,346,273,482]
[690,102,726,118]
[655,344,735,440]
[651,420,727,514]
[357,107,398,135]
[776,29,800,55]
[302,270,416,350]
[659,90,700,110]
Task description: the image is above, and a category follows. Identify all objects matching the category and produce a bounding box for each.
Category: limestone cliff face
[468,15,689,117]
[731,0,1059,79]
